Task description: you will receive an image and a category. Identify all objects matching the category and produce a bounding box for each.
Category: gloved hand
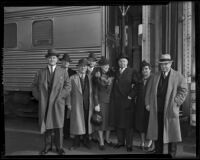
[146,105,150,111]
[95,104,100,112]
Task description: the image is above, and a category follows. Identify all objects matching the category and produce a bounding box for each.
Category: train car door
[105,6,142,71]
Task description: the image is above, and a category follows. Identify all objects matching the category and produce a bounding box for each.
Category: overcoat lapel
[118,68,127,79]
[43,67,48,91]
[154,73,161,113]
[164,69,175,116]
[51,67,59,90]
[74,75,82,94]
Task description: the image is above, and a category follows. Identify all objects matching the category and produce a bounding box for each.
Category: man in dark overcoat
[109,55,138,152]
[32,49,71,155]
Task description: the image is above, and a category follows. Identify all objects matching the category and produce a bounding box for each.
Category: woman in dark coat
[134,60,154,151]
[92,56,114,150]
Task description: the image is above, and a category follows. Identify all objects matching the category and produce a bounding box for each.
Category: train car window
[4,23,17,48]
[32,20,53,46]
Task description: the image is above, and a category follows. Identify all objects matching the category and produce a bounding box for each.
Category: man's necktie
[50,66,53,74]
[162,72,166,79]
[80,75,85,89]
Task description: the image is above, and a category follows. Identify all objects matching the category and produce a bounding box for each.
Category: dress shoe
[104,140,113,147]
[91,138,99,144]
[127,146,133,152]
[114,143,125,148]
[144,145,156,153]
[83,141,92,149]
[140,145,145,151]
[99,144,105,150]
[145,148,156,154]
[56,148,65,155]
[40,147,52,155]
[169,152,176,158]
[69,144,79,150]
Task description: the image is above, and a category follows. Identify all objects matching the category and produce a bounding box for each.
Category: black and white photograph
[1,2,198,159]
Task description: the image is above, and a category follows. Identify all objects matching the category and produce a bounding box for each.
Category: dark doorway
[107,6,142,71]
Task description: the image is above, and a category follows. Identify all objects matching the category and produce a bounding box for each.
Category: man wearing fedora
[60,53,76,140]
[145,54,188,157]
[32,49,71,155]
[68,58,94,150]
[87,52,98,75]
[109,55,138,152]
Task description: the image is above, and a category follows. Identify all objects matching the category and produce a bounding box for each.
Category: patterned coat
[32,66,71,134]
[145,69,188,143]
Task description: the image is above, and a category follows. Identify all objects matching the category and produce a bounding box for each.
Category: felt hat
[158,54,173,63]
[45,49,59,58]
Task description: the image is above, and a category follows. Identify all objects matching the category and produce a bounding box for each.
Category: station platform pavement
[2,115,197,158]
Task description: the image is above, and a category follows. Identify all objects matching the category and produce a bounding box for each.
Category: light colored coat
[32,66,71,134]
[145,69,188,143]
[68,73,94,135]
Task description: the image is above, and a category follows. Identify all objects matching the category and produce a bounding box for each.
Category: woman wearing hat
[92,56,114,150]
[134,60,155,152]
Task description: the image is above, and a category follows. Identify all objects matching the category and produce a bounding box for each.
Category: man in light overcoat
[32,49,71,155]
[145,54,188,157]
[68,58,94,150]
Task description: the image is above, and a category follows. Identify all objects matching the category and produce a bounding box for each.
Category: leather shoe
[114,143,124,148]
[127,146,133,152]
[83,142,91,149]
[40,147,52,155]
[69,144,79,150]
[56,148,65,155]
[105,140,113,147]
[169,152,176,158]
[99,144,105,150]
[91,138,99,144]
[144,146,156,153]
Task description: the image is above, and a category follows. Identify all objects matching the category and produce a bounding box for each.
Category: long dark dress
[134,74,152,133]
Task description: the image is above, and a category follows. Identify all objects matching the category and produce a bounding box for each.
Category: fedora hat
[118,55,129,61]
[159,54,173,63]
[45,49,59,58]
[87,52,98,62]
[77,58,88,66]
[98,56,109,66]
[59,53,72,62]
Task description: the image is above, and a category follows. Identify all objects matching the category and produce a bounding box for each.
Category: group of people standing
[32,49,188,157]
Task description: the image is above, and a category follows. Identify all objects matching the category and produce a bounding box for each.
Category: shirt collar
[48,65,56,72]
[164,69,171,77]
[78,72,86,78]
[119,67,127,72]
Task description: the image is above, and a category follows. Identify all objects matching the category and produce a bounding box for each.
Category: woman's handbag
[90,110,103,126]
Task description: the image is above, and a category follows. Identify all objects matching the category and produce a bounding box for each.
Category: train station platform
[2,115,197,158]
